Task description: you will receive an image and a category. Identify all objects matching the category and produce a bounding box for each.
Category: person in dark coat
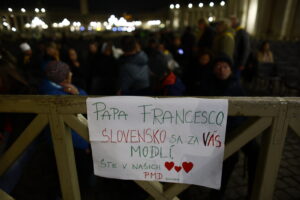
[118,36,150,95]
[65,48,87,90]
[208,54,259,200]
[230,16,251,78]
[90,42,118,95]
[187,50,214,96]
[197,18,216,51]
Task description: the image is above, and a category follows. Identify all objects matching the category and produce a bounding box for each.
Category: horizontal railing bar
[1,96,299,117]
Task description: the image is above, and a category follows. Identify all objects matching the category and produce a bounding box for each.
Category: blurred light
[35,8,39,13]
[41,8,46,13]
[70,26,75,32]
[12,27,16,32]
[209,2,214,7]
[21,8,26,13]
[3,22,9,27]
[170,4,174,9]
[25,23,31,28]
[52,23,58,28]
[8,8,13,12]
[188,3,193,8]
[199,3,204,7]
[10,14,14,17]
[61,18,70,26]
[112,27,117,32]
[175,4,180,9]
[147,20,161,26]
[208,16,213,22]
[220,1,225,6]
[31,17,48,28]
[178,49,184,55]
[42,24,48,29]
[80,26,85,31]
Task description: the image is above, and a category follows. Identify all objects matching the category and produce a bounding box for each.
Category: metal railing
[0,95,299,200]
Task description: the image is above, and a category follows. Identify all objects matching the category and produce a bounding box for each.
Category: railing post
[48,103,81,200]
[251,98,289,200]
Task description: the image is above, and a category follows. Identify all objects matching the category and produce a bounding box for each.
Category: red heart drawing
[182,162,194,173]
[165,162,174,171]
[174,166,182,172]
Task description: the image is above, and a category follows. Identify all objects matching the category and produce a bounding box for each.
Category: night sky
[1,0,225,14]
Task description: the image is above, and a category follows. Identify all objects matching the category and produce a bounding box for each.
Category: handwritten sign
[87,97,228,189]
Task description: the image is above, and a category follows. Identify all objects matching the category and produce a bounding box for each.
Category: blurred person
[197,18,216,51]
[159,68,186,96]
[181,26,197,59]
[207,54,259,200]
[90,42,118,95]
[18,42,42,92]
[65,48,86,90]
[41,42,60,70]
[230,16,251,77]
[86,41,100,92]
[35,61,94,197]
[187,50,214,95]
[117,36,150,95]
[144,38,169,94]
[168,36,186,71]
[213,19,235,60]
[257,41,274,63]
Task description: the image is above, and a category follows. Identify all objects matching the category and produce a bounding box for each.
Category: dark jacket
[39,80,89,150]
[118,51,150,94]
[234,27,251,69]
[207,75,245,132]
[198,26,216,50]
[161,72,186,96]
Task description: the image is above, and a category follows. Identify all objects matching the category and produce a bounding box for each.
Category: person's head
[101,42,113,56]
[216,19,231,33]
[46,42,59,59]
[197,50,212,66]
[20,42,32,56]
[89,41,98,54]
[230,16,239,28]
[260,41,270,52]
[45,61,72,84]
[198,18,208,31]
[213,54,233,80]
[68,48,78,62]
[173,36,181,47]
[120,36,138,54]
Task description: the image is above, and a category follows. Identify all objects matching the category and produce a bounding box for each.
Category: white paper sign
[87,96,228,189]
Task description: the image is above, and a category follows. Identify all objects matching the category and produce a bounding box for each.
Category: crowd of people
[0,16,276,199]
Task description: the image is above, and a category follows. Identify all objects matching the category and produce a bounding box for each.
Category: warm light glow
[35,8,39,13]
[188,3,193,8]
[41,8,46,13]
[246,0,258,34]
[61,18,71,26]
[25,23,31,28]
[8,8,13,12]
[170,4,174,9]
[21,8,26,13]
[199,3,204,8]
[175,4,180,9]
[208,16,214,22]
[220,1,225,6]
[209,2,214,7]
[12,27,16,32]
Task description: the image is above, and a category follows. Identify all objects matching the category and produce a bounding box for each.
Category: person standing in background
[213,19,235,61]
[230,16,251,78]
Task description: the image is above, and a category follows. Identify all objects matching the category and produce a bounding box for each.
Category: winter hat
[213,53,233,69]
[45,61,70,84]
[20,43,31,52]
